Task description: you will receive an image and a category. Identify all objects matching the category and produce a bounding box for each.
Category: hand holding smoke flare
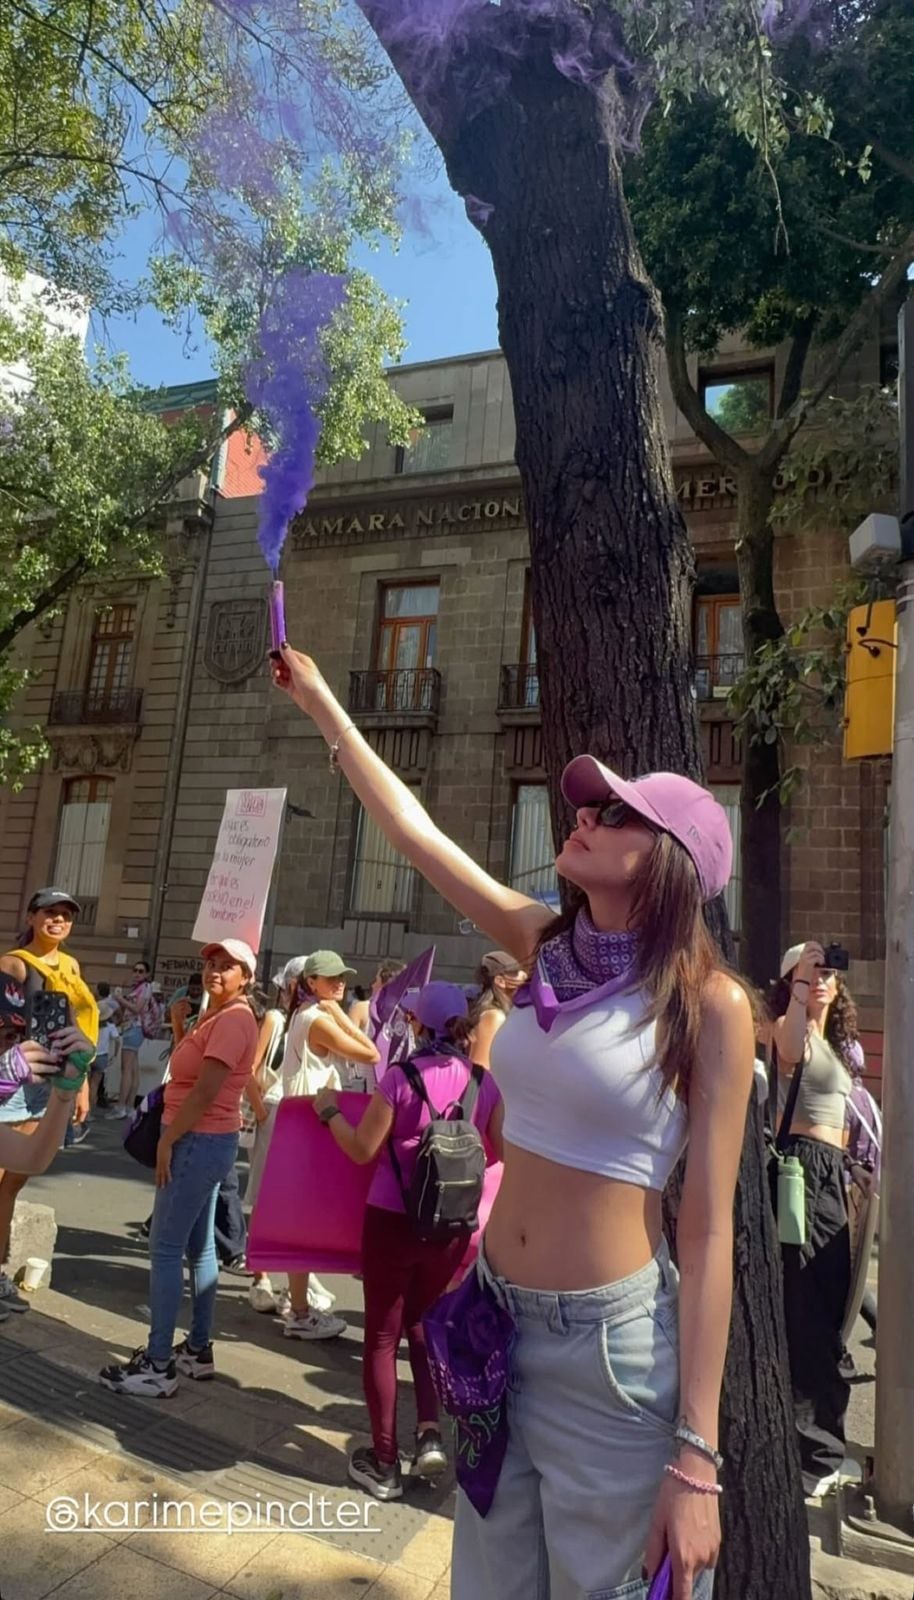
[243,269,347,662]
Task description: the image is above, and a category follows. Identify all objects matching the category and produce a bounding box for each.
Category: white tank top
[489,988,688,1190]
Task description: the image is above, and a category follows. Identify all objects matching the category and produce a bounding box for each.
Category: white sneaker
[98,1348,178,1398]
[307,1275,336,1313]
[249,1283,276,1314]
[275,1289,292,1319]
[107,1107,129,1120]
[283,1309,347,1341]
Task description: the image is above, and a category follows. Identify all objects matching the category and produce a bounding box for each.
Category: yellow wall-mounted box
[843,600,897,760]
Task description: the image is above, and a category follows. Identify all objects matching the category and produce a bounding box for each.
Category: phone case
[28,992,70,1050]
[647,1555,673,1599]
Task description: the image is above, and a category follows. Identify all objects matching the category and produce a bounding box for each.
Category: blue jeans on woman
[148,1130,238,1363]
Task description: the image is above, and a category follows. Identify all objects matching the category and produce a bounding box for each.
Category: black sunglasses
[595,799,645,830]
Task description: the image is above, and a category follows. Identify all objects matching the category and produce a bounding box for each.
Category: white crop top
[489,989,689,1191]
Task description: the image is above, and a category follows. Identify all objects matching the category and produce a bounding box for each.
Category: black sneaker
[347,1447,403,1501]
[839,1348,857,1381]
[175,1339,216,1381]
[98,1348,178,1398]
[411,1427,447,1480]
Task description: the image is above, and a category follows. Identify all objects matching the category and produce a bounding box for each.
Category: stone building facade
[0,343,891,1087]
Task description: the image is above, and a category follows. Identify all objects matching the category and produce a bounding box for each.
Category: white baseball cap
[780,944,806,978]
[201,939,257,977]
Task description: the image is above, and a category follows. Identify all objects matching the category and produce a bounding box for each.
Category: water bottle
[777,1155,807,1247]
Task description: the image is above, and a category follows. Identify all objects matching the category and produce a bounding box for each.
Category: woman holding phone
[0,887,98,1315]
[271,643,753,1600]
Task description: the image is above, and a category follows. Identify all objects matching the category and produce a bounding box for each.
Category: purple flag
[370,946,435,1080]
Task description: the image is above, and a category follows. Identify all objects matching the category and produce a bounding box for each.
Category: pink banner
[246,1093,502,1275]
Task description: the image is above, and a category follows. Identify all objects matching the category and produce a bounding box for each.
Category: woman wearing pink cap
[99,939,259,1398]
[272,645,754,1600]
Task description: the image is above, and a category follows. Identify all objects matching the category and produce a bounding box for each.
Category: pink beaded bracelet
[664,1464,723,1497]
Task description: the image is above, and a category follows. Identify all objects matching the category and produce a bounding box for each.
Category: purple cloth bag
[0,1046,32,1100]
[423,1261,516,1516]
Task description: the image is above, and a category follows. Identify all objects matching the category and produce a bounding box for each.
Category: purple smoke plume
[243,270,347,573]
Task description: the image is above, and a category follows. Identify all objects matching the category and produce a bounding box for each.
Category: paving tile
[254,1421,355,1487]
[47,1544,221,1600]
[365,1571,436,1600]
[126,1488,282,1585]
[50,1451,199,1543]
[0,1416,102,1496]
[0,1494,114,1600]
[225,1532,383,1599]
[396,1517,453,1583]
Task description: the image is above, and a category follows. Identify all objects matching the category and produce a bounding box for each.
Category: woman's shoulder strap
[7,948,51,978]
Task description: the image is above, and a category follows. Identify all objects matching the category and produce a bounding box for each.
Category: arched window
[53,777,112,907]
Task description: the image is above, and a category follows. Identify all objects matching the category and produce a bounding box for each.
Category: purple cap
[561,757,733,903]
[410,982,469,1034]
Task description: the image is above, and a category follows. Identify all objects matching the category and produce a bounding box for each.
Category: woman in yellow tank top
[0,887,99,1314]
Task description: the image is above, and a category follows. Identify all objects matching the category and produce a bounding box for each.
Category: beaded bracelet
[665,1464,722,1497]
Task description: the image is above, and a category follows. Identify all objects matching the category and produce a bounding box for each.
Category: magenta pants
[361,1204,467,1465]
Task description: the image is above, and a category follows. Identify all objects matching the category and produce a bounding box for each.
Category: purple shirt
[368,1052,502,1214]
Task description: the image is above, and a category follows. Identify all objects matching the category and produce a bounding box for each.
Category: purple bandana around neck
[514,908,640,1033]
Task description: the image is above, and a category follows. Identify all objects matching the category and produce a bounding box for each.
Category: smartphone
[27,992,71,1051]
[647,1555,673,1600]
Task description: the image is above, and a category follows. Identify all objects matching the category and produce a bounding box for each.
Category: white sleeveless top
[280,1004,343,1098]
[489,988,688,1191]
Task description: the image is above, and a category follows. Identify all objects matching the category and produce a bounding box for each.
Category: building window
[377,583,439,673]
[509,785,559,906]
[395,408,454,475]
[701,370,772,435]
[350,805,415,917]
[710,784,741,934]
[694,595,744,698]
[53,777,112,904]
[87,605,136,704]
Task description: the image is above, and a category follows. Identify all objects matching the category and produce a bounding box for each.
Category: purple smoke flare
[243,269,347,573]
[465,194,495,230]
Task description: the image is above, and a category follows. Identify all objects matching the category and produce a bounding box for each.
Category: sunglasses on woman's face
[595,799,639,830]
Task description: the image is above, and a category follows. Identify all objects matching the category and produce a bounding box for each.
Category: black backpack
[388,1055,487,1243]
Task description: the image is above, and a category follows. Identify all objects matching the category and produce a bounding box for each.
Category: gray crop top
[778,1032,851,1132]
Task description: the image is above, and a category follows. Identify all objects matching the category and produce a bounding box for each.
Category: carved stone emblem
[50,733,136,773]
[203,599,268,684]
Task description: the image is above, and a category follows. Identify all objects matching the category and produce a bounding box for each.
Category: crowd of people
[0,637,884,1598]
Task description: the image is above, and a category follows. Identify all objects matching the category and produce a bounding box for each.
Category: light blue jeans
[148,1130,238,1363]
[452,1240,714,1600]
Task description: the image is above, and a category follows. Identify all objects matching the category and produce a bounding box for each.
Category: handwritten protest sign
[192,788,287,952]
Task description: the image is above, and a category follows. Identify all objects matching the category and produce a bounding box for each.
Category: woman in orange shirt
[99,939,259,1399]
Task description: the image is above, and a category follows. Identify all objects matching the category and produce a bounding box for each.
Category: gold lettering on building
[296,496,525,542]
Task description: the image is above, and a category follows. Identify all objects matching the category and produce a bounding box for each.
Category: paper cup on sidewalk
[21,1258,48,1293]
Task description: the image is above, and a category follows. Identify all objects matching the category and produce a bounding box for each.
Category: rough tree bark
[355,9,811,1596]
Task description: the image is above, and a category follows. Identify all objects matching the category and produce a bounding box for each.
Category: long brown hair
[770,972,859,1064]
[536,832,743,1101]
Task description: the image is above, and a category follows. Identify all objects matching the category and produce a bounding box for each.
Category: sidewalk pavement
[0,1118,455,1600]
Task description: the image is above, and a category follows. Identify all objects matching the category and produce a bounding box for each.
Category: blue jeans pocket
[598,1301,679,1433]
[589,1582,648,1599]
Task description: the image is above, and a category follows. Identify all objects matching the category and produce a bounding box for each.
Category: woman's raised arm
[274,645,555,963]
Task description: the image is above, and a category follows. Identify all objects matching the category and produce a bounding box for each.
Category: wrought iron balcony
[498,663,540,718]
[694,654,744,702]
[49,688,144,726]
[349,668,441,724]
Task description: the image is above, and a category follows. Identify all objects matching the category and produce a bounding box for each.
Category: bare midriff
[788,1121,848,1150]
[484,1140,663,1291]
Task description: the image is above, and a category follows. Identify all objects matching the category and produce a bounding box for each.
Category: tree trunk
[735,469,785,988]
[354,12,810,1595]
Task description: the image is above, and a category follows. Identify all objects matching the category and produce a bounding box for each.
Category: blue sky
[89,169,500,389]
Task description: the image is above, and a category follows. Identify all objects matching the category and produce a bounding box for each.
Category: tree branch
[758,223,914,471]
[869,139,914,187]
[0,558,89,654]
[776,318,815,420]
[663,306,751,474]
[815,222,899,259]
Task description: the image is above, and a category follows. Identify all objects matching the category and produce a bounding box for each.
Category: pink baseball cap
[561,757,733,903]
[200,939,257,977]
